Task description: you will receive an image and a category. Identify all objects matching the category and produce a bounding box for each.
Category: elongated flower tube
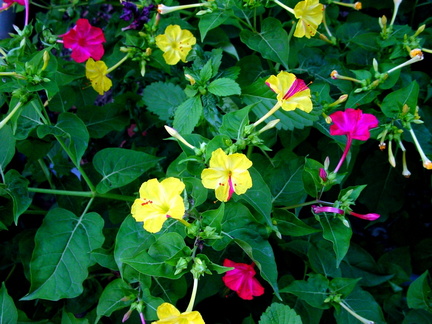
[158,3,209,15]
[312,205,380,221]
[273,0,324,38]
[153,303,204,324]
[408,127,432,170]
[131,178,186,233]
[253,71,312,127]
[331,1,362,10]
[222,259,265,300]
[340,300,375,324]
[1,0,29,26]
[385,49,424,74]
[155,25,196,65]
[390,0,403,27]
[329,108,379,173]
[201,148,253,202]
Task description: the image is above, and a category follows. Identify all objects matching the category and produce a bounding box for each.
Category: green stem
[185,277,199,313]
[273,0,295,15]
[253,101,282,127]
[0,101,23,130]
[106,54,129,74]
[281,199,333,210]
[27,187,136,202]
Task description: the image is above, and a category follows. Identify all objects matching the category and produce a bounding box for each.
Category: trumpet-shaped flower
[222,259,265,300]
[153,303,205,324]
[329,108,379,173]
[201,148,252,202]
[85,58,112,95]
[131,178,185,233]
[293,0,324,38]
[312,206,380,221]
[265,71,312,112]
[155,25,196,65]
[62,19,106,63]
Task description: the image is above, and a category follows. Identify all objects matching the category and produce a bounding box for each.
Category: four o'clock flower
[85,59,112,95]
[155,25,196,65]
[153,303,204,324]
[61,19,106,63]
[201,148,253,202]
[222,259,265,300]
[329,108,379,173]
[131,177,186,233]
[273,0,324,38]
[312,205,380,221]
[253,71,312,127]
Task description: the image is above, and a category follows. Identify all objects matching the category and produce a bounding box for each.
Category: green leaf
[335,286,386,324]
[308,240,342,278]
[114,215,157,278]
[212,202,280,299]
[345,90,380,108]
[403,309,432,324]
[219,105,252,139]
[3,170,32,225]
[0,125,15,173]
[198,10,230,42]
[93,148,162,194]
[142,82,186,122]
[407,270,432,312]
[0,282,18,324]
[22,209,104,301]
[381,81,419,118]
[121,232,191,279]
[37,112,89,166]
[77,103,129,139]
[173,96,203,135]
[207,78,241,97]
[240,18,289,70]
[61,310,89,324]
[259,303,302,324]
[273,209,320,237]
[318,213,352,267]
[281,273,331,309]
[15,98,43,140]
[96,278,136,322]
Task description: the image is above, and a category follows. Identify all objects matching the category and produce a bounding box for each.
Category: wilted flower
[155,25,196,65]
[85,58,112,95]
[201,148,253,202]
[153,303,205,324]
[131,178,185,233]
[222,259,265,300]
[61,19,106,63]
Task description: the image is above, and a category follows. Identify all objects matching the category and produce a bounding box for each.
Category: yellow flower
[293,0,324,38]
[201,148,253,202]
[155,25,196,65]
[153,303,205,324]
[85,58,112,95]
[131,178,185,233]
[265,71,312,112]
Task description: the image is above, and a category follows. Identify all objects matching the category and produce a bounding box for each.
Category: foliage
[1,0,432,323]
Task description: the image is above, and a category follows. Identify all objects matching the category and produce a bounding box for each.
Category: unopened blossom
[331,1,362,10]
[62,19,106,63]
[153,303,204,324]
[201,148,253,202]
[131,178,185,233]
[329,108,379,173]
[222,259,265,300]
[85,58,112,95]
[157,3,208,15]
[155,25,196,65]
[312,205,380,221]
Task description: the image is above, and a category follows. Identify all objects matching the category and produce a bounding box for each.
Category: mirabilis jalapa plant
[1,0,432,323]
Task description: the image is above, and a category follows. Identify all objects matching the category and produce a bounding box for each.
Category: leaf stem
[27,187,136,202]
[0,101,23,130]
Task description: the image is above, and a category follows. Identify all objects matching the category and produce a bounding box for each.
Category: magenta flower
[329,108,379,173]
[1,0,29,26]
[222,259,264,300]
[349,211,380,221]
[61,19,106,63]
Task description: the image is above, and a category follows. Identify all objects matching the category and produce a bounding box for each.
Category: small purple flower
[120,1,155,30]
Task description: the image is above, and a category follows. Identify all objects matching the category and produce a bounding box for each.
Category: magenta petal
[312,205,344,215]
[350,211,380,220]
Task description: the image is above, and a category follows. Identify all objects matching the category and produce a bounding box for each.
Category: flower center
[283,78,308,100]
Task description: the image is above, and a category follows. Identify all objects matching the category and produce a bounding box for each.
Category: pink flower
[1,0,28,26]
[61,19,106,63]
[329,109,379,173]
[312,205,380,221]
[222,259,264,300]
